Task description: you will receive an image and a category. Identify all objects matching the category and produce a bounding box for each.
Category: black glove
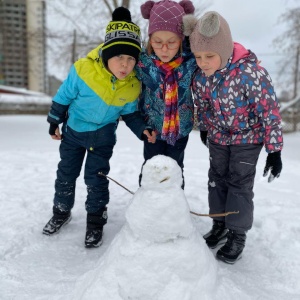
[200,131,208,147]
[49,123,58,135]
[142,128,153,141]
[263,151,282,183]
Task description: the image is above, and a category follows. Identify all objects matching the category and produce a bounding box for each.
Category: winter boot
[85,207,108,248]
[85,228,104,248]
[43,212,72,235]
[203,220,228,248]
[216,230,247,264]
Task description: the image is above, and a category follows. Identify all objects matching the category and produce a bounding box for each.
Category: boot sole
[206,238,227,249]
[205,232,228,249]
[216,252,242,264]
[85,239,103,248]
[85,232,104,248]
[42,215,72,236]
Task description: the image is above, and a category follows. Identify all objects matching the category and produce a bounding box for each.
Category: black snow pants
[53,123,116,216]
[208,141,263,232]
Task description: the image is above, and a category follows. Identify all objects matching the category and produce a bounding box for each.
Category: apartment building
[0,0,47,93]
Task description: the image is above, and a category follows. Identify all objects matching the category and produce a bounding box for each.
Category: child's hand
[143,129,156,143]
[263,151,282,183]
[51,127,62,140]
[49,123,62,140]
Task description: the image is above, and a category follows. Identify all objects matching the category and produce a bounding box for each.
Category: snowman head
[141,155,183,189]
[126,155,194,241]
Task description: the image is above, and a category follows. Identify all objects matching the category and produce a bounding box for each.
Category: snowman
[73,155,217,300]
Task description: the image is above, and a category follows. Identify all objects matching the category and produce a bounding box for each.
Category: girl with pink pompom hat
[136,0,197,188]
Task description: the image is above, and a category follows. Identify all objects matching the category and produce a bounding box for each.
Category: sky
[1,115,300,299]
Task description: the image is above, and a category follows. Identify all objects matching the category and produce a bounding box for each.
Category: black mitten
[263,151,282,183]
[49,123,58,135]
[142,128,153,141]
[200,131,208,146]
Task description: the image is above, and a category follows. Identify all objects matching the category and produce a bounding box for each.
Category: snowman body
[74,155,217,300]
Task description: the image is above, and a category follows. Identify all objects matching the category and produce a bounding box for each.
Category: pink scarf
[153,56,183,145]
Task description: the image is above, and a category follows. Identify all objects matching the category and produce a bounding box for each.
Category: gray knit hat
[183,11,233,69]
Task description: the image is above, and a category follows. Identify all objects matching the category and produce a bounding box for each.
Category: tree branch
[190,211,239,218]
[103,0,113,15]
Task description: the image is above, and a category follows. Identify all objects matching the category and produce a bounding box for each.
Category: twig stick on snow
[190,211,239,217]
[98,172,134,195]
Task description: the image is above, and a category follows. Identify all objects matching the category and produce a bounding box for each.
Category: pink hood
[232,42,250,64]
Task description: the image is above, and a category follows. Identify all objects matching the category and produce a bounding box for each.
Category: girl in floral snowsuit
[183,11,283,263]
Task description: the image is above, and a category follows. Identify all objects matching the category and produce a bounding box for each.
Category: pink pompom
[179,0,195,14]
[140,1,155,19]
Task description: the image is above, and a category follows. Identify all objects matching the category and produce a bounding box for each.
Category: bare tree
[46,0,136,78]
[273,6,300,98]
[46,0,210,79]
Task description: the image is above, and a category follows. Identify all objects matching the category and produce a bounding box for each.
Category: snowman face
[141,155,183,189]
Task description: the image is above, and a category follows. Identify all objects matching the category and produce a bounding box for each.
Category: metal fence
[280,96,300,133]
[281,108,300,132]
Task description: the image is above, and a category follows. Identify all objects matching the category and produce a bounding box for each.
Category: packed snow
[73,155,217,300]
[1,115,300,300]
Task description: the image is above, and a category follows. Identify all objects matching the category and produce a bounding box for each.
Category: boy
[43,7,155,248]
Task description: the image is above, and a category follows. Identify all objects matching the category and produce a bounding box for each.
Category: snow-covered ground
[1,115,299,300]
